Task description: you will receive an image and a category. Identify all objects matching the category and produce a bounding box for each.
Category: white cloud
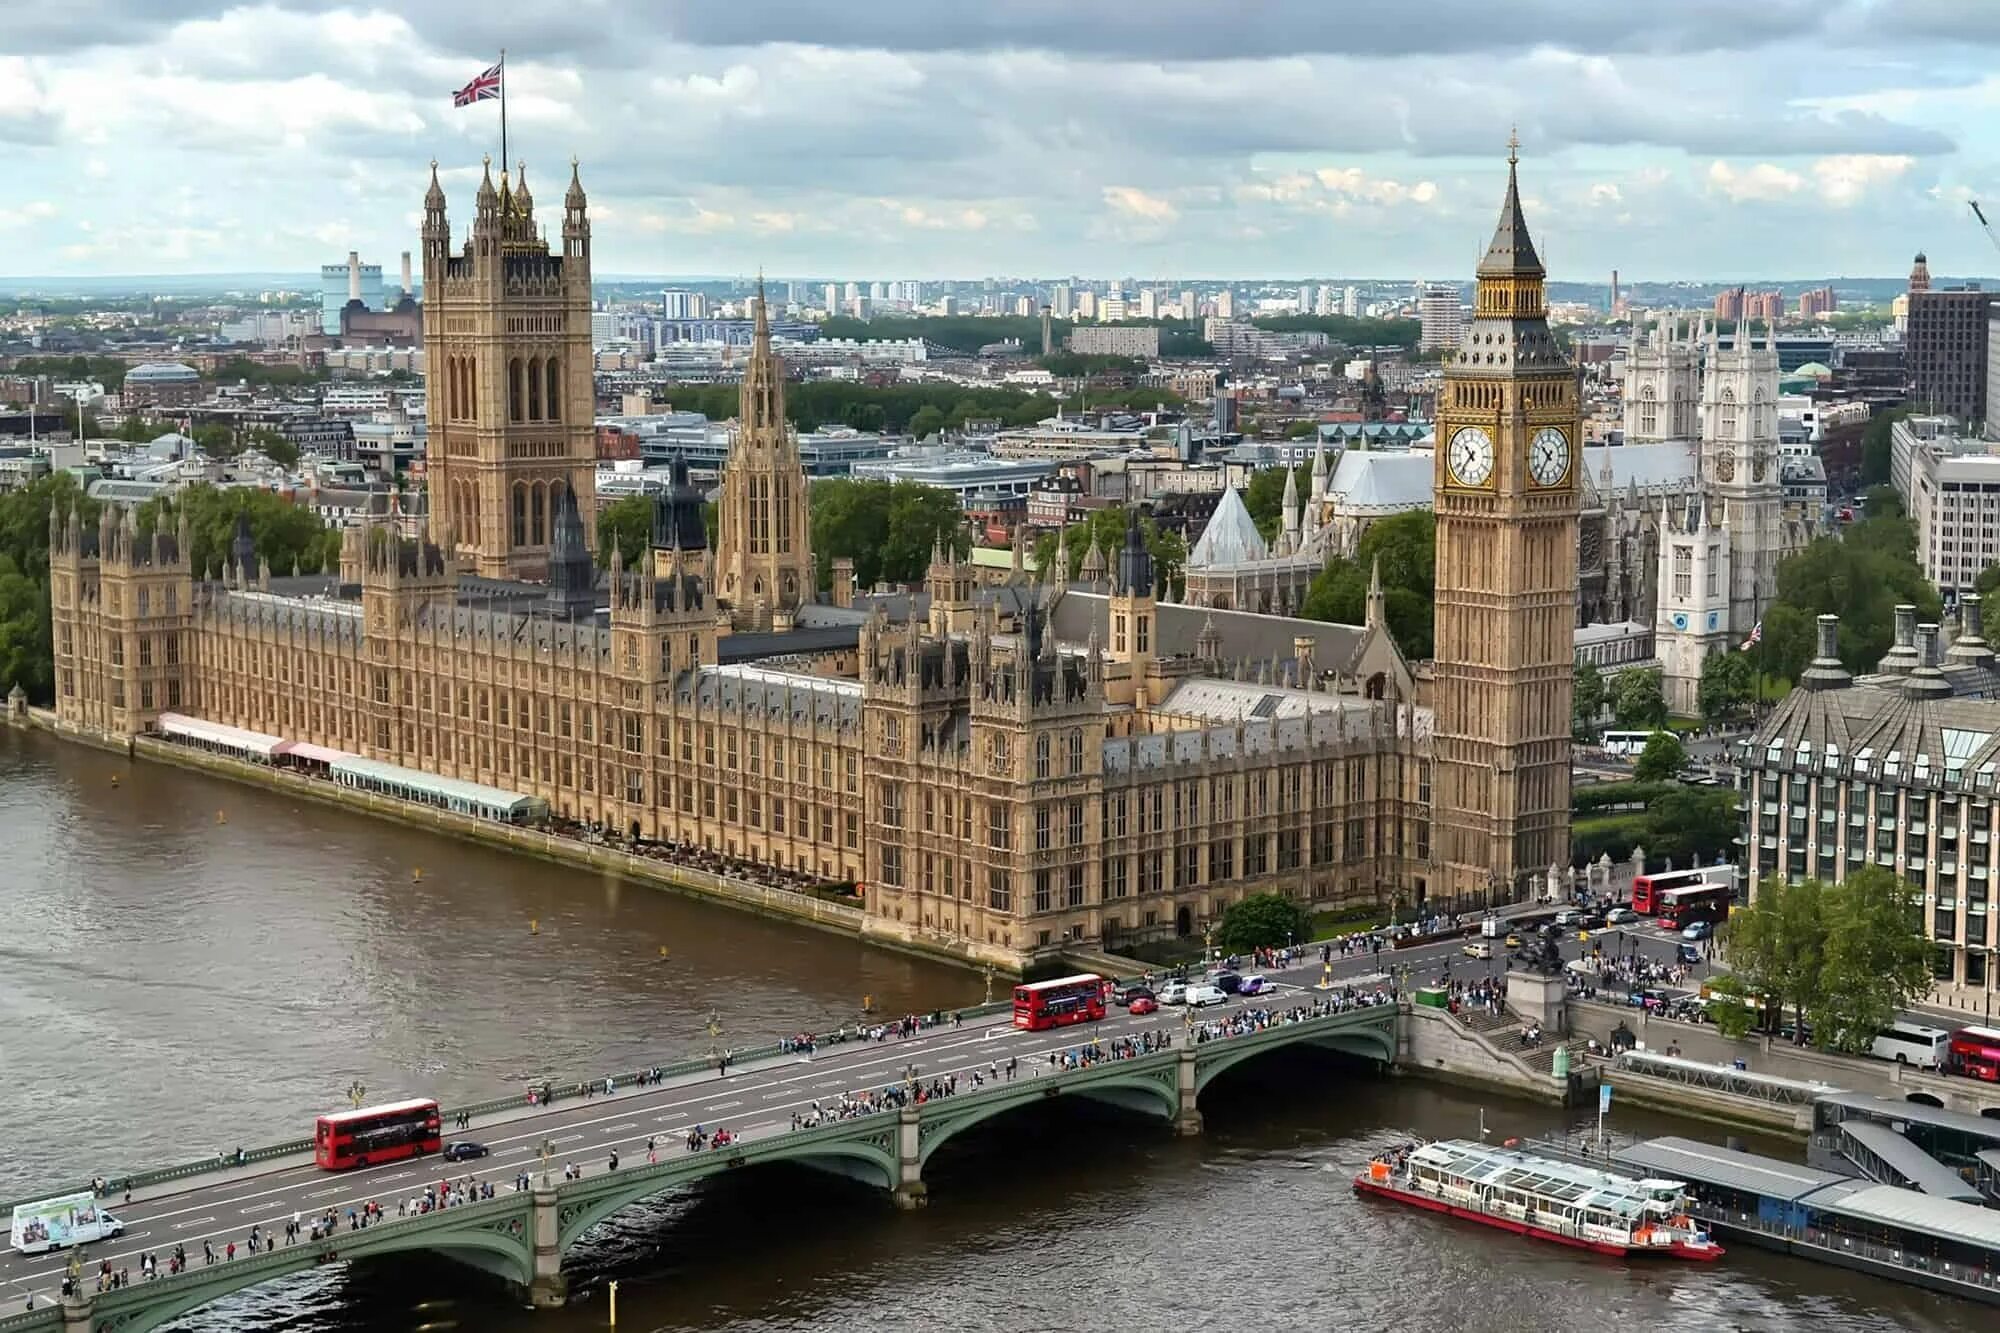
[1101,186,1178,223]
[0,201,58,228]
[1705,160,1805,202]
[1811,153,1914,206]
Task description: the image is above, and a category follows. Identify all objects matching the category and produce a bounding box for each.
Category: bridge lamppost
[346,1080,367,1111]
[538,1138,555,1188]
[982,963,995,1006]
[706,1011,726,1074]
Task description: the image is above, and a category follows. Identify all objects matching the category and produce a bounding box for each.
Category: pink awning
[277,741,353,765]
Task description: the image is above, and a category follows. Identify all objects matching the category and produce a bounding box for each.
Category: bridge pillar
[893,1105,927,1209]
[61,1295,92,1333]
[1174,1047,1203,1136]
[529,1187,567,1308]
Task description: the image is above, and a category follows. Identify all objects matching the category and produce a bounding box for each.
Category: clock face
[1448,426,1495,487]
[1672,613,1689,630]
[1528,426,1571,487]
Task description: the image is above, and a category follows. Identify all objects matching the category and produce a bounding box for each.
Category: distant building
[1417,283,1463,352]
[852,447,1055,502]
[120,363,203,410]
[1797,285,1836,319]
[1907,287,1994,423]
[320,252,386,335]
[1069,326,1160,359]
[1891,414,2000,595]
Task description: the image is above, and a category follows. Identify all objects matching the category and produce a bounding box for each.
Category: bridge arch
[89,1212,534,1333]
[916,1067,1179,1170]
[554,1136,901,1252]
[1192,1019,1396,1098]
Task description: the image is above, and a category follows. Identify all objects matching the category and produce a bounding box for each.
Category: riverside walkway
[0,990,1397,1332]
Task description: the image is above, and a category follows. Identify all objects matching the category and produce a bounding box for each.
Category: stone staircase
[1446,1003,1588,1076]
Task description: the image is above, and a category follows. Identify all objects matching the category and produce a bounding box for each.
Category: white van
[1185,983,1228,1008]
[11,1193,122,1255]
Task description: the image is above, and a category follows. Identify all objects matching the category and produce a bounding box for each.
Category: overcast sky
[2,1,1995,282]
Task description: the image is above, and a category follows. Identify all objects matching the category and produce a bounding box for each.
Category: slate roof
[1187,485,1269,568]
[1050,591,1370,672]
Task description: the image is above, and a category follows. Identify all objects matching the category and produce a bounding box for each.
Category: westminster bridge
[0,994,1396,1332]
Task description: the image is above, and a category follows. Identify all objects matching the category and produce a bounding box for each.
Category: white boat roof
[1412,1139,1682,1220]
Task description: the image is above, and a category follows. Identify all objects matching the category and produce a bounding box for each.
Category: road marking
[185,1217,215,1226]
[376,1172,412,1183]
[711,1100,742,1109]
[607,1122,639,1132]
[551,1134,585,1145]
[307,1188,344,1199]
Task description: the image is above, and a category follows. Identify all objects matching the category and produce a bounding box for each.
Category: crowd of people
[1438,977,1506,1019]
[1189,991,1388,1043]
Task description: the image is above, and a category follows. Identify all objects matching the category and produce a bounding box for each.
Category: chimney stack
[1877,603,1921,675]
[1906,623,1954,699]
[1800,613,1853,692]
[400,250,413,299]
[347,251,362,303]
[1948,594,1993,669]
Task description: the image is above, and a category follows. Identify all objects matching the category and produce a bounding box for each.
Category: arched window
[508,358,524,422]
[512,483,527,547]
[527,357,543,421]
[1717,387,1737,439]
[531,482,546,547]
[1752,388,1769,441]
[1638,385,1657,437]
[545,357,561,420]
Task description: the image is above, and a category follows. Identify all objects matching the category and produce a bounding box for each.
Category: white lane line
[376,1172,412,1183]
[306,1188,344,1199]
[550,1133,585,1145]
[606,1122,639,1132]
[710,1100,741,1110]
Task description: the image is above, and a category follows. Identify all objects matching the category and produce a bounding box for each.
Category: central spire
[1478,129,1543,279]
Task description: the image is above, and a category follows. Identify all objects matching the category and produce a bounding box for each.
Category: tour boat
[1354,1139,1724,1261]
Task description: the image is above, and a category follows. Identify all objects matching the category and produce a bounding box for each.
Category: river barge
[1354,1138,1724,1261]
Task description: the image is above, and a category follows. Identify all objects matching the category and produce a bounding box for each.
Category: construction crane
[1970,200,2000,257]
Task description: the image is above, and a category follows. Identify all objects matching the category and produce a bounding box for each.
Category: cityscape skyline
[5,3,2000,281]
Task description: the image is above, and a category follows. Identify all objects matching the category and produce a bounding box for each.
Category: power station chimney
[400,251,412,300]
[347,251,362,303]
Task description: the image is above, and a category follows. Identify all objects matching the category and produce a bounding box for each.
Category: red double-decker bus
[1657,883,1732,930]
[1012,974,1108,1031]
[1949,1026,2000,1081]
[1631,866,1735,917]
[314,1098,442,1171]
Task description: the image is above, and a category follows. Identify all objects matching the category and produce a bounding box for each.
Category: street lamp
[538,1138,554,1188]
[346,1080,367,1111]
[983,963,996,1006]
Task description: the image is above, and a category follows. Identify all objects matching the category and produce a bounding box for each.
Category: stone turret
[1877,603,1921,676]
[1799,614,1852,692]
[1947,594,1993,669]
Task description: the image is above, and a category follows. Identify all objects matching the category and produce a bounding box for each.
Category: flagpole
[499,48,508,176]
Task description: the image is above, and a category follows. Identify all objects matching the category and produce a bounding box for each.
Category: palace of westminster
[46,151,1583,968]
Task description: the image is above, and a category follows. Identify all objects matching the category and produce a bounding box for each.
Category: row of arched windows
[508,357,562,423]
[510,479,567,548]
[443,356,475,421]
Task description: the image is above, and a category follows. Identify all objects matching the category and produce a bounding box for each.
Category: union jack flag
[1738,621,1763,651]
[453,62,502,108]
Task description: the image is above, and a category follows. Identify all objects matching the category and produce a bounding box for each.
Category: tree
[1612,666,1669,728]
[906,405,946,440]
[1633,731,1688,783]
[1641,785,1736,864]
[1216,892,1314,953]
[1722,868,1930,1053]
[0,473,100,704]
[1811,867,1935,1054]
[1765,519,1939,676]
[1573,660,1606,737]
[596,494,654,568]
[1860,485,1904,521]
[244,427,300,468]
[1243,464,1308,541]
[809,478,963,592]
[134,484,337,579]
[1724,876,1826,1034]
[1701,973,1760,1040]
[1697,649,1756,723]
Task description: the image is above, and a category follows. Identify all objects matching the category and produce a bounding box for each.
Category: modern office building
[1907,287,1994,424]
[1890,415,2000,597]
[1417,283,1464,352]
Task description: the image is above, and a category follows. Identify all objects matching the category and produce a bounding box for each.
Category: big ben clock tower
[1430,137,1580,904]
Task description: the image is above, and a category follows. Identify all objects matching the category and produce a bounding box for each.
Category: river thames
[0,727,1981,1332]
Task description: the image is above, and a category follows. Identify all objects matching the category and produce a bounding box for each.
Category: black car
[1211,971,1244,994]
[1578,910,1607,931]
[1115,983,1155,1007]
[442,1141,489,1163]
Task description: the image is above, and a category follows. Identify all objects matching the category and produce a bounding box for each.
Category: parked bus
[1947,1025,2000,1081]
[1012,974,1108,1031]
[1598,730,1661,757]
[1631,865,1737,917]
[1655,883,1733,930]
[314,1098,442,1171]
[1871,1023,1952,1069]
